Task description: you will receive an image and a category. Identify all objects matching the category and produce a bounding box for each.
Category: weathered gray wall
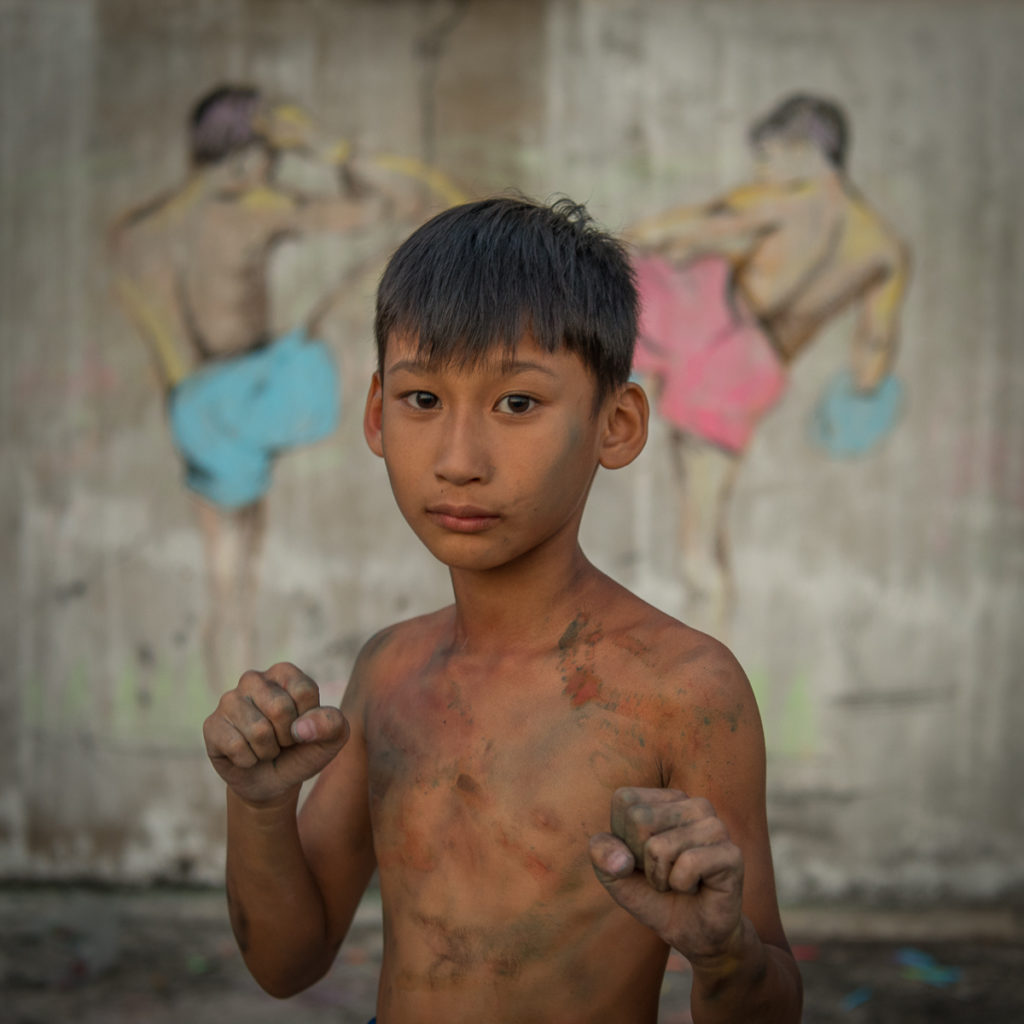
[1,0,1022,904]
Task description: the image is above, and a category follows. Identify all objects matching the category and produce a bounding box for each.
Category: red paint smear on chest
[523,850,554,880]
[564,667,602,708]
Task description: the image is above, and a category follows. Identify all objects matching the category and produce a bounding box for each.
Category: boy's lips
[426,503,501,533]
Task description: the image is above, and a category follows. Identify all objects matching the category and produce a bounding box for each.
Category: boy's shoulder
[606,589,764,791]
[580,579,753,719]
[344,606,453,694]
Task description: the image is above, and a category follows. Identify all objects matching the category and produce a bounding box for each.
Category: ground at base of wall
[1,886,1022,1024]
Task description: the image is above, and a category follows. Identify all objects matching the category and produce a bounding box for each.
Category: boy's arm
[589,643,802,1024]
[203,659,376,998]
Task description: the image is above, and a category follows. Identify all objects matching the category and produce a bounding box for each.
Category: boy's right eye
[402,390,440,411]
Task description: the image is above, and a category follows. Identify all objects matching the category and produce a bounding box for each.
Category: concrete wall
[1,0,1022,904]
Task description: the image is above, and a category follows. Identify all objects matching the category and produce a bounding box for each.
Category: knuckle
[690,797,716,819]
[217,689,244,714]
[669,857,699,891]
[290,678,321,705]
[268,663,320,701]
[626,802,654,829]
[263,690,296,720]
[248,717,276,745]
[237,669,266,693]
[222,733,256,766]
[613,786,642,810]
[645,832,673,863]
[706,818,729,843]
[266,660,302,682]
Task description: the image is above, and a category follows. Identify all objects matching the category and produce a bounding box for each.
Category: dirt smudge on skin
[557,614,603,654]
[416,913,475,988]
[695,703,745,735]
[564,666,602,708]
[456,773,481,797]
[414,907,559,988]
[557,614,607,709]
[531,807,562,832]
[558,618,583,652]
[523,850,554,880]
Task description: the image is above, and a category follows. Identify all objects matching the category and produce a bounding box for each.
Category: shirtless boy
[203,196,803,1022]
[629,93,911,637]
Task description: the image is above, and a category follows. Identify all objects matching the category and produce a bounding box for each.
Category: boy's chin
[418,533,528,575]
[432,547,519,574]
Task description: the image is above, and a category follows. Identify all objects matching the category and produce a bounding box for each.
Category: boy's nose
[433,413,493,485]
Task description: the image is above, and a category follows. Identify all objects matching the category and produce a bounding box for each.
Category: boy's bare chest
[363,651,664,889]
[358,618,691,1001]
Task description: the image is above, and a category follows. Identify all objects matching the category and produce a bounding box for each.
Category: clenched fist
[203,662,349,807]
[589,787,746,961]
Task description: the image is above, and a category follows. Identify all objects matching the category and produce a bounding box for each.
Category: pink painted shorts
[633,255,786,452]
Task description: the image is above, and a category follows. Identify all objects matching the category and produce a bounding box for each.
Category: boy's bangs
[389,311,562,376]
[375,196,638,397]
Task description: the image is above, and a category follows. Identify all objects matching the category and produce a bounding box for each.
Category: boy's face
[364,333,635,574]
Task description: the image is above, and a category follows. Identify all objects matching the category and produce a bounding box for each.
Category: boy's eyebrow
[385,358,559,379]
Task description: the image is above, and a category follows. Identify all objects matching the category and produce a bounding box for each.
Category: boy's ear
[599,381,649,470]
[363,372,385,457]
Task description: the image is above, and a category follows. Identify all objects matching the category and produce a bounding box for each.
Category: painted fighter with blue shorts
[110,85,426,686]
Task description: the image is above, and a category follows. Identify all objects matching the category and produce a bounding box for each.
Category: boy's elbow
[253,966,327,1000]
[259,977,314,1000]
[258,976,305,1000]
[246,947,336,999]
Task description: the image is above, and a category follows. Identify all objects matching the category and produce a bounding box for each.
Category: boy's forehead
[382,331,586,379]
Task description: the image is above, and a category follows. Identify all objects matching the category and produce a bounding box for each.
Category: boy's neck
[446,541,602,654]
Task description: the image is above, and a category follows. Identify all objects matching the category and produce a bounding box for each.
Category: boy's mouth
[426,503,501,533]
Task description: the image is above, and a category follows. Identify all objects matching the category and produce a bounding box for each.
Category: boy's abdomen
[366,716,666,1020]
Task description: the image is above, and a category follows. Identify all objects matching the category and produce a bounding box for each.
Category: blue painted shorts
[168,328,340,508]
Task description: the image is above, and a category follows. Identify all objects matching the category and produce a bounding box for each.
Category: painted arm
[241,150,443,239]
[627,184,785,264]
[107,215,189,391]
[109,273,188,390]
[851,238,911,391]
[589,643,802,1023]
[246,101,407,233]
[203,659,376,997]
[256,98,465,234]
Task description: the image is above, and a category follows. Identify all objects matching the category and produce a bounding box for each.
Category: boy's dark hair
[749,93,849,170]
[375,195,638,403]
[189,85,264,167]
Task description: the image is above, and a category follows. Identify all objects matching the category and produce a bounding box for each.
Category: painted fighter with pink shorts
[629,93,910,638]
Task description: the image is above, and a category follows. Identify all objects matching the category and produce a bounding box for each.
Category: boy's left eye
[496,394,536,415]
[403,390,440,410]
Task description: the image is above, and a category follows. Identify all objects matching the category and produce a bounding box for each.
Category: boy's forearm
[688,918,803,1024]
[225,789,336,997]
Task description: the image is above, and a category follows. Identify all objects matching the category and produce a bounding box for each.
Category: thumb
[290,706,350,750]
[589,832,666,925]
